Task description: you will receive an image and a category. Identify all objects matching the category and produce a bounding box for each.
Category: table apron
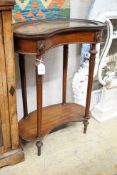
[14,31,101,55]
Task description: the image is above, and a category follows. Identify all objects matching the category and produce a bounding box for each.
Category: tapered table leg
[63,45,69,104]
[19,54,28,118]
[84,44,97,133]
[35,56,43,156]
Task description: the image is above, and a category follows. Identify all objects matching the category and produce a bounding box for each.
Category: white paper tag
[37,63,45,75]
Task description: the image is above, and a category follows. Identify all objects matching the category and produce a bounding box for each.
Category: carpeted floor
[1,118,117,175]
[97,165,117,175]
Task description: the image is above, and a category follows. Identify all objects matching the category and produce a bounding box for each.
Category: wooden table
[13,19,105,155]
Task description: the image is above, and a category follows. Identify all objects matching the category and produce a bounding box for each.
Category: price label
[37,63,45,75]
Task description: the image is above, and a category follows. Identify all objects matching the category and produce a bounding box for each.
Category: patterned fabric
[12,0,70,23]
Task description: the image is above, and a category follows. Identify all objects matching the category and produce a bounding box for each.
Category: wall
[89,0,117,20]
[16,0,93,120]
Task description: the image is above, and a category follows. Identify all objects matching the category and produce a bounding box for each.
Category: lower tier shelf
[19,103,89,141]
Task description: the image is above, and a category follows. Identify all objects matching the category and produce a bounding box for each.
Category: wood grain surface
[19,103,87,141]
[0,1,24,167]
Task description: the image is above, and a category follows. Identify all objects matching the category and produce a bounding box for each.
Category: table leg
[36,57,43,156]
[84,43,97,133]
[63,45,69,104]
[19,54,28,118]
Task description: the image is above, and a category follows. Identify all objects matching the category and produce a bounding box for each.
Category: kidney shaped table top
[14,18,105,55]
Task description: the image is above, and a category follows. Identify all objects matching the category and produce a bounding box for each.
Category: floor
[1,118,117,175]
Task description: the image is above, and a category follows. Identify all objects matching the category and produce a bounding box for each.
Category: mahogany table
[13,19,105,156]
